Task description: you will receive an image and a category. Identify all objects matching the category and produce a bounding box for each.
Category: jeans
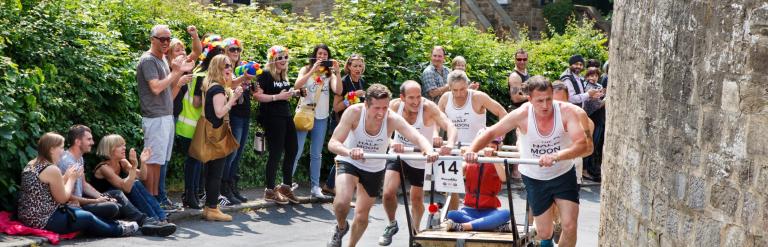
[446,207,510,231]
[44,206,122,237]
[224,114,250,182]
[293,117,328,188]
[204,158,226,207]
[81,202,119,220]
[82,189,147,225]
[127,181,167,221]
[177,136,202,194]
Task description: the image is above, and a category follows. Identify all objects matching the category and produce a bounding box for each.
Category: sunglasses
[225,64,233,69]
[275,55,289,61]
[516,58,528,62]
[152,36,172,43]
[228,47,242,53]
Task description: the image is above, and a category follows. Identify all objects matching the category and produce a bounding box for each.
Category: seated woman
[443,132,510,232]
[17,132,138,237]
[91,134,169,223]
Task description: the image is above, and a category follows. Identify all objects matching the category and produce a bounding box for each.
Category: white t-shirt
[297,69,331,119]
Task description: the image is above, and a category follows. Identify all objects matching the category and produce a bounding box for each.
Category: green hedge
[0,0,607,211]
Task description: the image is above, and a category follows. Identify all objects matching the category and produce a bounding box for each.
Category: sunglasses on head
[152,36,171,43]
[228,47,242,53]
[516,58,527,62]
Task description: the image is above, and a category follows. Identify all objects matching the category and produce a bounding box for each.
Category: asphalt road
[63,186,601,247]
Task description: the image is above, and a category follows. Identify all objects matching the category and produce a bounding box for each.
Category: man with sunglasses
[136,24,195,207]
[508,49,530,108]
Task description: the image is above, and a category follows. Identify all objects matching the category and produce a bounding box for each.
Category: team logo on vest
[530,136,563,156]
[452,117,470,129]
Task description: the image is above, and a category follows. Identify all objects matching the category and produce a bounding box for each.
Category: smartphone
[321,60,334,68]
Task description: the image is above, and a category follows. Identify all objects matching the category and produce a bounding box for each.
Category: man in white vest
[464,76,593,247]
[326,84,439,247]
[378,81,457,246]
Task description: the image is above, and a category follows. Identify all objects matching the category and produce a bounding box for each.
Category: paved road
[64,186,600,247]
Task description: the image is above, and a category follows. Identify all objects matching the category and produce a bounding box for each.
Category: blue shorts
[522,167,579,216]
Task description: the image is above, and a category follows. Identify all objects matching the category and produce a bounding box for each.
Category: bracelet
[271,95,276,102]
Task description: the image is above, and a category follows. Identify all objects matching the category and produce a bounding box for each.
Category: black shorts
[336,160,385,198]
[522,167,580,216]
[386,160,426,187]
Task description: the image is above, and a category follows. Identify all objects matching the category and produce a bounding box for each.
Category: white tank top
[518,103,574,180]
[390,99,435,169]
[445,90,486,146]
[335,107,390,172]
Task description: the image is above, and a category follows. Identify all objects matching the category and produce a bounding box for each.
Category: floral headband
[200,35,225,60]
[267,46,289,61]
[222,38,241,48]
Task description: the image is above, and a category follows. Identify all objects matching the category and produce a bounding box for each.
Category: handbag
[189,82,240,163]
[293,81,324,131]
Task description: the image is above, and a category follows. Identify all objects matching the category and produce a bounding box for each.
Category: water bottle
[253,132,265,154]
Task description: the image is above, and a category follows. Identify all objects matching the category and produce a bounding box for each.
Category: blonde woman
[166,25,202,100]
[253,45,301,204]
[18,132,138,237]
[91,135,172,225]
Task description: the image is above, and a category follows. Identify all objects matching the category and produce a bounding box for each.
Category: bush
[0,0,607,211]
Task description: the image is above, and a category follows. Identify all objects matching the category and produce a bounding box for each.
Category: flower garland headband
[267,46,289,61]
[199,35,224,60]
[222,38,241,48]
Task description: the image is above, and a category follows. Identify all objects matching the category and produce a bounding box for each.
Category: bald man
[378,81,457,246]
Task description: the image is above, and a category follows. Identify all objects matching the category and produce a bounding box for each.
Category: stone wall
[600,0,768,246]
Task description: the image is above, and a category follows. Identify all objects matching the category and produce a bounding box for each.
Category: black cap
[569,55,584,65]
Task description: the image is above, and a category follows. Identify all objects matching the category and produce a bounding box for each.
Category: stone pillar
[601,0,768,246]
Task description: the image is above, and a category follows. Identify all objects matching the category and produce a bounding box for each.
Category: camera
[321,60,334,69]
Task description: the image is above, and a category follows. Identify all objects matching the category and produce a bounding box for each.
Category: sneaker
[140,218,177,237]
[442,219,463,232]
[494,221,513,233]
[160,199,183,213]
[327,221,349,247]
[277,184,300,204]
[378,221,399,246]
[218,195,232,207]
[311,186,331,200]
[119,220,140,236]
[291,182,300,191]
[264,188,289,205]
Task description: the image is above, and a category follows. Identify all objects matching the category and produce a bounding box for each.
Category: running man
[327,84,439,247]
[378,81,457,246]
[464,76,593,247]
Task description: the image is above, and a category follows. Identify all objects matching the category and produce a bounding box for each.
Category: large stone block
[709,182,739,218]
[686,176,706,210]
[694,217,721,246]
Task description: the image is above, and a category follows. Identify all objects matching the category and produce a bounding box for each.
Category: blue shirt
[57,150,83,197]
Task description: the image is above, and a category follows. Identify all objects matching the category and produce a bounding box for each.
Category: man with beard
[560,55,602,109]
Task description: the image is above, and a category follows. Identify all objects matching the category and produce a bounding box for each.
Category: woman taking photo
[291,44,341,199]
[253,45,300,205]
[18,132,138,237]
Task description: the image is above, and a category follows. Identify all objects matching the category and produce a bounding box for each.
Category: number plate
[424,159,465,193]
